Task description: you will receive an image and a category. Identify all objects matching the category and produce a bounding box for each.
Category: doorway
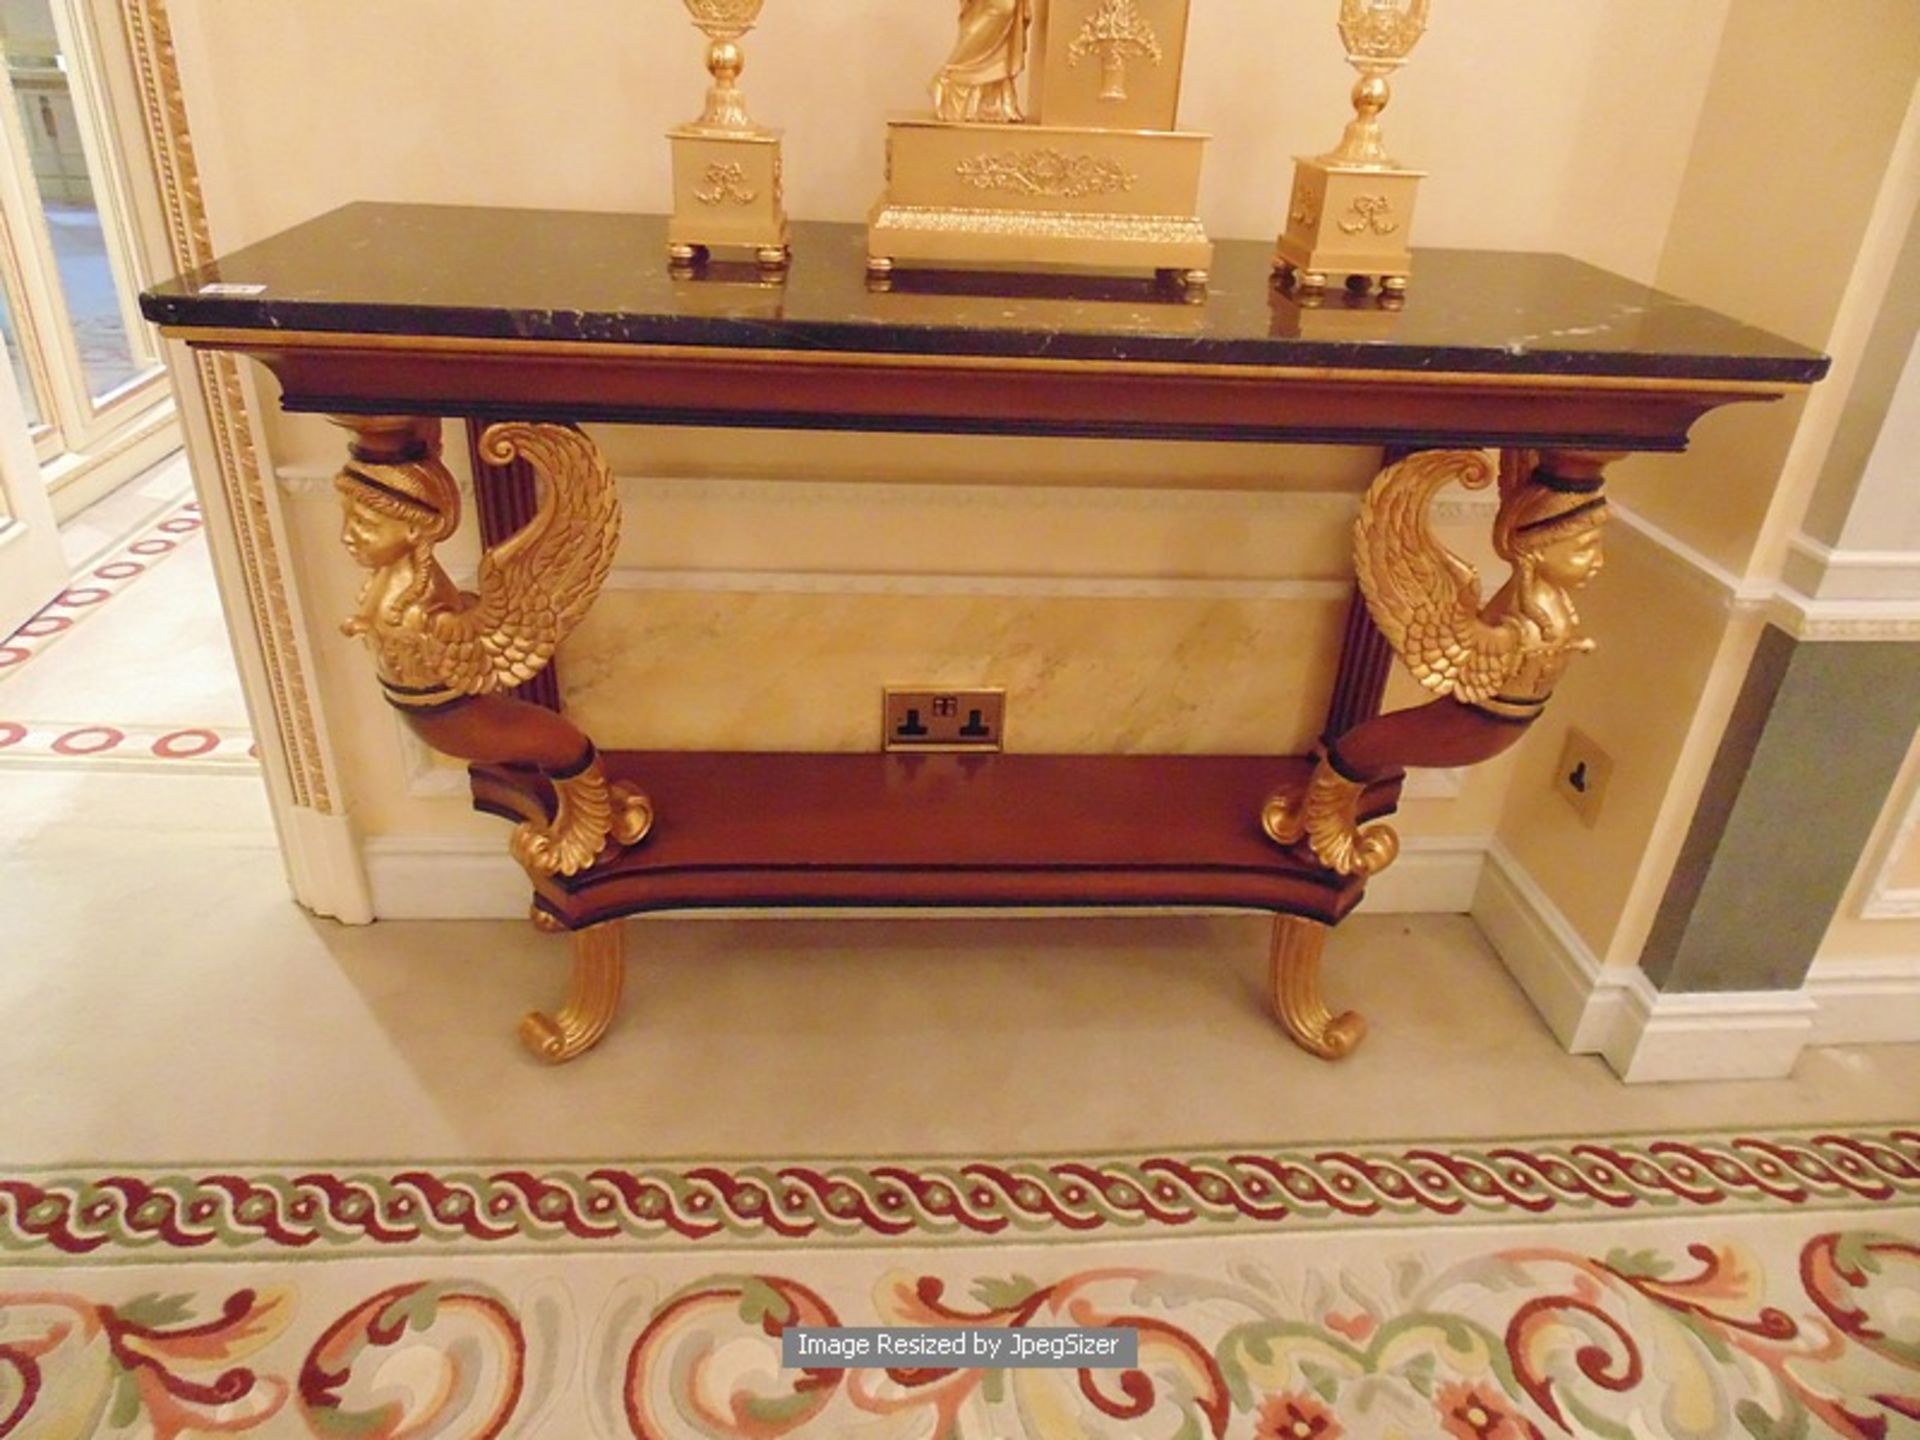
[0,0,179,637]
[0,0,177,523]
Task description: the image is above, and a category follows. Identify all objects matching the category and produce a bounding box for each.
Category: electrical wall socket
[1554,726,1613,826]
[883,688,1005,752]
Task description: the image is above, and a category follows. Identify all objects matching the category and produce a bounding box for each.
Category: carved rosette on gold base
[1262,446,1614,1055]
[1274,0,1431,296]
[870,0,1211,290]
[330,416,650,1064]
[668,0,790,274]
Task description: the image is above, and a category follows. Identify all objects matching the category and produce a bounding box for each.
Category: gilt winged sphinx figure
[334,419,652,880]
[1266,448,1611,875]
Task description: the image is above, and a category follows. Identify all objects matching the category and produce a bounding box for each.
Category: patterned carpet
[0,495,256,772]
[4,1127,1916,1436]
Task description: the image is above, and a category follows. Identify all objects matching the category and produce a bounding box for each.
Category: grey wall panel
[1641,627,1920,993]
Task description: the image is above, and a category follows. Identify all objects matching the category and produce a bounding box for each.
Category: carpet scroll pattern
[2,1130,1916,1437]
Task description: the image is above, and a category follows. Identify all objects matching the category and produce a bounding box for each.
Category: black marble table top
[142,203,1827,385]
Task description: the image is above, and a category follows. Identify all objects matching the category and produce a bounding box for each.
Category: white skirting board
[361,835,1489,922]
[284,805,375,925]
[364,837,527,920]
[1804,958,1920,1045]
[1470,842,1833,1082]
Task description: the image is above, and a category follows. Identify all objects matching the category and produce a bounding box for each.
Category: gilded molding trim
[120,0,333,813]
[870,206,1202,244]
[1764,593,1920,643]
[955,149,1138,198]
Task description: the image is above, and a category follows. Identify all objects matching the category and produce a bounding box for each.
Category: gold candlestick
[683,0,762,131]
[667,0,790,274]
[1274,0,1430,297]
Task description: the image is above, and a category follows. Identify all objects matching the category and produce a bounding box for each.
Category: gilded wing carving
[423,423,621,696]
[1352,450,1522,707]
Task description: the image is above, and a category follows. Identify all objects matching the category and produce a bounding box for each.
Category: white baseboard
[364,837,528,920]
[1470,841,1630,1051]
[1806,959,1920,1045]
[285,806,374,925]
[1601,986,1819,1082]
[363,833,1489,923]
[1472,842,1818,1082]
[1356,837,1485,914]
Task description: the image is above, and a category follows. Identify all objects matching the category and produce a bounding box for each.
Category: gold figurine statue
[667,0,790,273]
[933,0,1034,122]
[870,0,1210,287]
[1265,450,1610,876]
[1274,0,1432,296]
[335,419,652,878]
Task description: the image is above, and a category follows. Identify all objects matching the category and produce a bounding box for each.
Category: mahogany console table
[142,204,1826,1065]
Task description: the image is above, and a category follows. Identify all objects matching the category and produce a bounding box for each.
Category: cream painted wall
[1493,518,1751,961]
[1829,329,1920,556]
[1818,727,1920,964]
[1492,10,1920,978]
[1801,201,1920,553]
[1877,735,1920,899]
[1610,1,1920,577]
[175,0,1726,271]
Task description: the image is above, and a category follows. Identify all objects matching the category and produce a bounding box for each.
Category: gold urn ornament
[667,0,790,274]
[1274,0,1430,297]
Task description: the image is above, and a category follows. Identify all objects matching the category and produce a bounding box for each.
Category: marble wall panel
[561,589,1345,756]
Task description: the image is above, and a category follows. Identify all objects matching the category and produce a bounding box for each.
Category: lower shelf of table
[472,751,1401,931]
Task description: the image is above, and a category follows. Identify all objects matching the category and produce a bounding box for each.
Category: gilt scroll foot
[1270,915,1366,1060]
[509,760,655,878]
[520,920,626,1064]
[1261,755,1400,877]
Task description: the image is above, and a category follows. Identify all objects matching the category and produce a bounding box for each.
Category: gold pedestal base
[1273,156,1423,294]
[869,118,1211,283]
[668,127,790,272]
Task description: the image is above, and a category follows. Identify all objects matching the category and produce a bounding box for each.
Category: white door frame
[80,0,372,922]
[0,307,65,637]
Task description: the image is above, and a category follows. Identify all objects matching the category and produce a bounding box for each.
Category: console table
[142,204,1826,1065]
